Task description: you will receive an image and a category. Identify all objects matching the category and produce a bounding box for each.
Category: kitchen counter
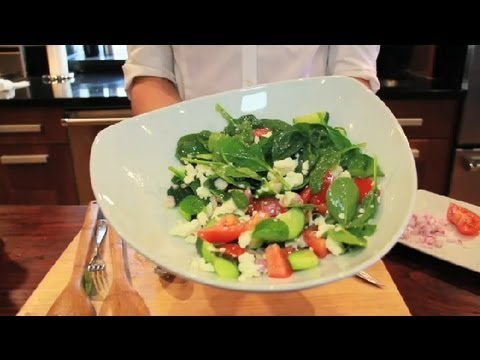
[1,205,479,316]
[0,73,466,109]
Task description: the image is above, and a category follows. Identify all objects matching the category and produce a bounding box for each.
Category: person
[122,45,381,116]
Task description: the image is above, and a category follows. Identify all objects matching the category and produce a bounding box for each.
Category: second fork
[87,219,108,272]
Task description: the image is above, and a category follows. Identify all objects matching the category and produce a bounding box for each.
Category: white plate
[90,76,417,292]
[399,189,480,273]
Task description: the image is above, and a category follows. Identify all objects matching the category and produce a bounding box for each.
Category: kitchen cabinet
[0,107,78,204]
[384,99,461,195]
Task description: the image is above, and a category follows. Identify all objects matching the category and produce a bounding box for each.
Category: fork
[87,219,108,272]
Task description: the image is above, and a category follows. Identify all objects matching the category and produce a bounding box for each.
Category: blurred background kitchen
[0,45,479,206]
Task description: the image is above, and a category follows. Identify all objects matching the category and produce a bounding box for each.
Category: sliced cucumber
[213,257,240,279]
[277,208,305,240]
[326,237,346,256]
[195,238,215,264]
[293,111,329,125]
[287,249,319,271]
[247,235,264,250]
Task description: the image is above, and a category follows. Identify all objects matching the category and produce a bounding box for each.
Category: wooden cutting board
[17,233,411,316]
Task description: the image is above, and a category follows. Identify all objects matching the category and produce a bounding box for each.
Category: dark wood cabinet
[0,108,78,205]
[383,99,461,195]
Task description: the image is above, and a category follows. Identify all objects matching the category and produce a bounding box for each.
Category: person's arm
[130,76,181,116]
[123,45,181,116]
[326,45,381,92]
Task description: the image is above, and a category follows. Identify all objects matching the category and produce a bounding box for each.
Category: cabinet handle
[463,154,480,172]
[411,148,420,159]
[0,154,49,165]
[398,118,423,127]
[61,118,125,126]
[0,124,42,133]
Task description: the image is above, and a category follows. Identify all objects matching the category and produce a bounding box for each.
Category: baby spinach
[175,133,210,160]
[168,166,185,180]
[216,137,270,172]
[252,218,290,242]
[203,178,231,202]
[271,129,306,161]
[309,147,341,193]
[326,126,352,151]
[215,103,234,126]
[326,177,359,226]
[259,119,292,131]
[178,195,207,221]
[231,190,249,210]
[167,185,194,205]
[349,190,378,227]
[327,228,367,247]
[348,224,376,238]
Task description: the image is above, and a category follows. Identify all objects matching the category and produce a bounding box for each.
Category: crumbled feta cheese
[196,211,209,226]
[196,185,212,199]
[359,208,365,214]
[169,219,201,238]
[165,195,175,208]
[276,191,302,207]
[238,252,261,282]
[204,202,215,217]
[337,170,351,178]
[286,235,307,249]
[273,157,298,176]
[191,256,215,272]
[254,135,260,144]
[213,178,228,191]
[338,213,345,220]
[184,164,197,184]
[238,230,253,248]
[212,198,238,218]
[172,184,179,190]
[184,235,197,244]
[302,160,310,175]
[263,131,272,138]
[330,165,343,178]
[196,164,215,177]
[239,214,251,223]
[284,171,303,189]
[314,216,336,237]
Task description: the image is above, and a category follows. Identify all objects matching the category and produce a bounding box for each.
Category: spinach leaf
[346,152,376,178]
[215,103,234,125]
[203,178,231,202]
[179,195,206,221]
[271,129,306,161]
[326,177,359,226]
[216,137,270,172]
[212,164,263,181]
[349,190,378,227]
[168,166,185,180]
[327,228,367,247]
[252,218,290,242]
[308,147,341,193]
[231,190,249,210]
[167,185,194,205]
[327,126,352,150]
[348,224,376,238]
[208,132,228,153]
[259,119,292,131]
[175,133,211,160]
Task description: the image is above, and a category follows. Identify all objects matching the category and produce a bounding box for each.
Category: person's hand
[352,77,372,90]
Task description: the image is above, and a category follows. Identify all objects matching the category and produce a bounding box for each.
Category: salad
[166,104,383,282]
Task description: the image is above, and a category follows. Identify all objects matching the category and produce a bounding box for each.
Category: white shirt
[122,45,381,100]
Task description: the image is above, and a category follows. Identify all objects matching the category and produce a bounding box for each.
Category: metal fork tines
[87,219,108,272]
[355,271,384,288]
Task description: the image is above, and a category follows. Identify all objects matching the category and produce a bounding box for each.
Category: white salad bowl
[90,75,417,293]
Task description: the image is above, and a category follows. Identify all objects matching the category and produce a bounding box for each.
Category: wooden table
[1,205,480,316]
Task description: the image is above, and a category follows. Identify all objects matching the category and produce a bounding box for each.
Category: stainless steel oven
[62,108,132,204]
[449,45,480,206]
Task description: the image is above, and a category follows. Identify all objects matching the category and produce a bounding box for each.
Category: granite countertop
[0,73,466,109]
[0,73,130,108]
